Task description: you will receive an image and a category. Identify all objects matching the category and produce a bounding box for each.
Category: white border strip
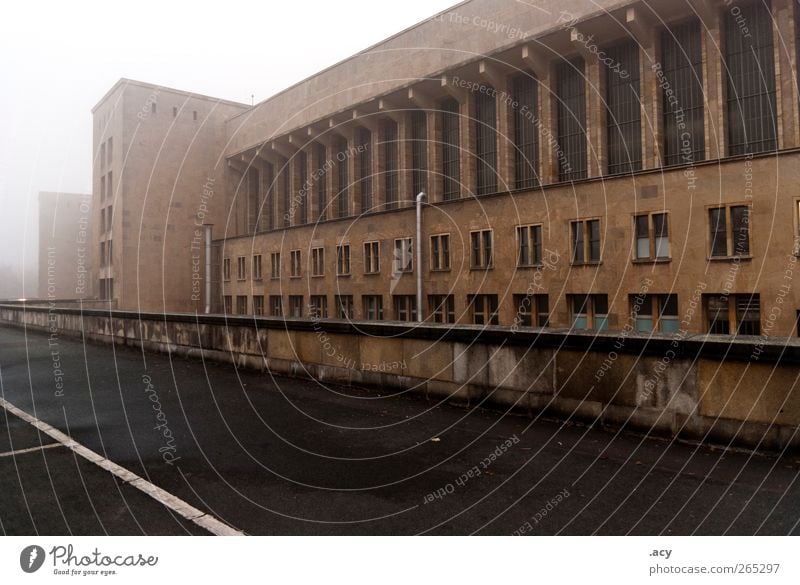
[0,442,63,458]
[0,397,245,536]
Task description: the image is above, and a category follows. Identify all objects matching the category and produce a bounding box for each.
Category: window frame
[470,229,493,270]
[336,243,351,276]
[570,218,602,265]
[290,249,301,278]
[252,254,263,280]
[311,247,325,277]
[632,212,671,262]
[393,238,413,274]
[430,233,451,271]
[516,224,543,267]
[363,240,380,274]
[707,203,752,259]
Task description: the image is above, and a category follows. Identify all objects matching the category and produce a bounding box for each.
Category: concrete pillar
[585,57,606,177]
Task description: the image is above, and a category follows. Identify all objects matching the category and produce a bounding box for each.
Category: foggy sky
[0,0,457,296]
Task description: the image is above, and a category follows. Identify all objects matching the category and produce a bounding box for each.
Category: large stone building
[93,0,800,337]
[38,191,92,300]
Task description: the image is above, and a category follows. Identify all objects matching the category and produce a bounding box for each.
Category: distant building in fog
[38,191,92,300]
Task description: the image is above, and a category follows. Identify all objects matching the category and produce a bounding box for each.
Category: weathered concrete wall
[2,304,798,451]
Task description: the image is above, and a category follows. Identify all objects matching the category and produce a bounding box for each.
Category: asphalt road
[0,324,798,535]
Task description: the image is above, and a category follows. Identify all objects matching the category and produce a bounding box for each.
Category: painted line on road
[0,397,245,536]
[0,442,63,458]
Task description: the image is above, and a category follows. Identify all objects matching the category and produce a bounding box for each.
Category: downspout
[415,192,426,323]
[204,224,212,314]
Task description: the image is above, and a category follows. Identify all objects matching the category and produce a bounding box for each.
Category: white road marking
[0,442,63,458]
[0,397,245,536]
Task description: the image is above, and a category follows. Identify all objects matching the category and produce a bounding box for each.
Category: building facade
[95,0,800,337]
[38,191,93,300]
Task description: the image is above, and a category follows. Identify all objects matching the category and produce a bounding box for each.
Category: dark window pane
[556,57,587,181]
[512,74,539,189]
[441,98,461,200]
[606,41,642,174]
[475,89,498,196]
[710,208,728,257]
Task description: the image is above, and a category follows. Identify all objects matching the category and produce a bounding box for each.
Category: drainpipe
[204,224,213,314]
[415,192,426,323]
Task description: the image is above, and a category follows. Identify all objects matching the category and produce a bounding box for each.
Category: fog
[0,0,456,298]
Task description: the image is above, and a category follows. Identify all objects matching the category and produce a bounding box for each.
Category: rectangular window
[223,295,232,314]
[512,73,539,189]
[309,295,328,319]
[709,205,750,257]
[315,143,327,221]
[605,40,642,174]
[364,241,380,274]
[100,242,106,267]
[430,234,451,271]
[107,137,112,166]
[337,244,351,276]
[556,57,587,181]
[336,137,349,218]
[236,256,246,280]
[357,127,372,213]
[470,230,493,269]
[252,255,263,280]
[393,295,417,322]
[429,294,455,323]
[311,247,325,277]
[475,88,498,196]
[223,258,231,281]
[252,295,264,316]
[469,294,499,325]
[516,225,542,266]
[100,143,106,169]
[236,295,248,315]
[661,19,705,166]
[107,171,113,200]
[513,293,549,328]
[394,238,413,273]
[290,250,301,278]
[705,294,761,336]
[569,294,609,331]
[281,162,291,228]
[270,252,281,279]
[441,98,461,201]
[288,295,303,318]
[631,293,678,333]
[264,162,275,231]
[100,175,106,202]
[100,206,106,233]
[363,295,384,320]
[297,149,308,225]
[634,213,670,260]
[725,1,777,155]
[571,219,601,264]
[269,295,283,317]
[383,119,399,210]
[411,110,428,196]
[335,295,354,319]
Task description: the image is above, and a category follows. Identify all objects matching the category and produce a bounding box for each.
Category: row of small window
[99,137,113,169]
[220,292,764,336]
[222,204,750,281]
[141,101,199,120]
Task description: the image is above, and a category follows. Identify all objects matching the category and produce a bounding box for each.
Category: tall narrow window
[411,110,428,197]
[297,150,308,225]
[383,119,398,210]
[336,244,351,276]
[512,74,539,189]
[357,127,372,213]
[661,19,705,166]
[709,205,750,257]
[725,0,777,155]
[430,234,451,271]
[441,98,461,200]
[470,230,493,269]
[364,241,380,274]
[394,238,413,273]
[281,161,290,228]
[290,249,301,277]
[475,89,498,196]
[517,225,542,266]
[429,294,455,323]
[315,143,327,221]
[270,252,281,279]
[606,41,642,174]
[336,137,349,218]
[263,162,275,231]
[312,247,325,277]
[571,219,601,264]
[335,295,354,319]
[469,294,499,325]
[556,58,587,181]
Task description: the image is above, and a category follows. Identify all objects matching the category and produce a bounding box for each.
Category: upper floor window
[356,127,372,214]
[440,98,461,201]
[382,119,399,210]
[336,244,351,276]
[315,143,327,221]
[709,205,750,258]
[270,295,283,317]
[288,295,303,318]
[556,57,587,181]
[290,250,301,278]
[270,252,281,279]
[253,295,264,316]
[335,136,349,218]
[470,230,493,269]
[252,255,263,280]
[571,219,601,264]
[475,88,498,196]
[223,258,231,281]
[236,256,247,280]
[605,40,642,174]
[517,224,542,267]
[634,213,670,260]
[725,0,777,156]
[512,73,539,189]
[364,241,380,274]
[411,110,428,197]
[394,238,413,274]
[311,247,325,277]
[430,234,451,271]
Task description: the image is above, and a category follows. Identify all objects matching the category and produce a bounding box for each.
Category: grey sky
[0,0,458,291]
